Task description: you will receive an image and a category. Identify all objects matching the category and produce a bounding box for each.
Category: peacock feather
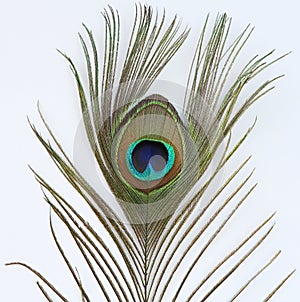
[8,4,294,301]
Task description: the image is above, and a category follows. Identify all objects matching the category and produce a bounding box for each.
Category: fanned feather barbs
[7,4,294,301]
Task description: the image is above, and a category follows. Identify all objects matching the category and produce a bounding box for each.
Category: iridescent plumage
[7,4,294,301]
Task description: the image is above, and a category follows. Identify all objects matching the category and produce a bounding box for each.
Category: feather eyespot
[115,94,184,194]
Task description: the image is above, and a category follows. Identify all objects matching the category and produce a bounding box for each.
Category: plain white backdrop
[1,0,299,301]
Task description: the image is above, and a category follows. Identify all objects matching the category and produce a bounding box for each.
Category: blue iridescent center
[126,139,175,182]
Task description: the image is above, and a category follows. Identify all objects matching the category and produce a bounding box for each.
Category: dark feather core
[126,139,175,182]
[132,140,168,172]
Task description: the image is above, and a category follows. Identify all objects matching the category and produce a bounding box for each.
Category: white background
[0,0,299,301]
